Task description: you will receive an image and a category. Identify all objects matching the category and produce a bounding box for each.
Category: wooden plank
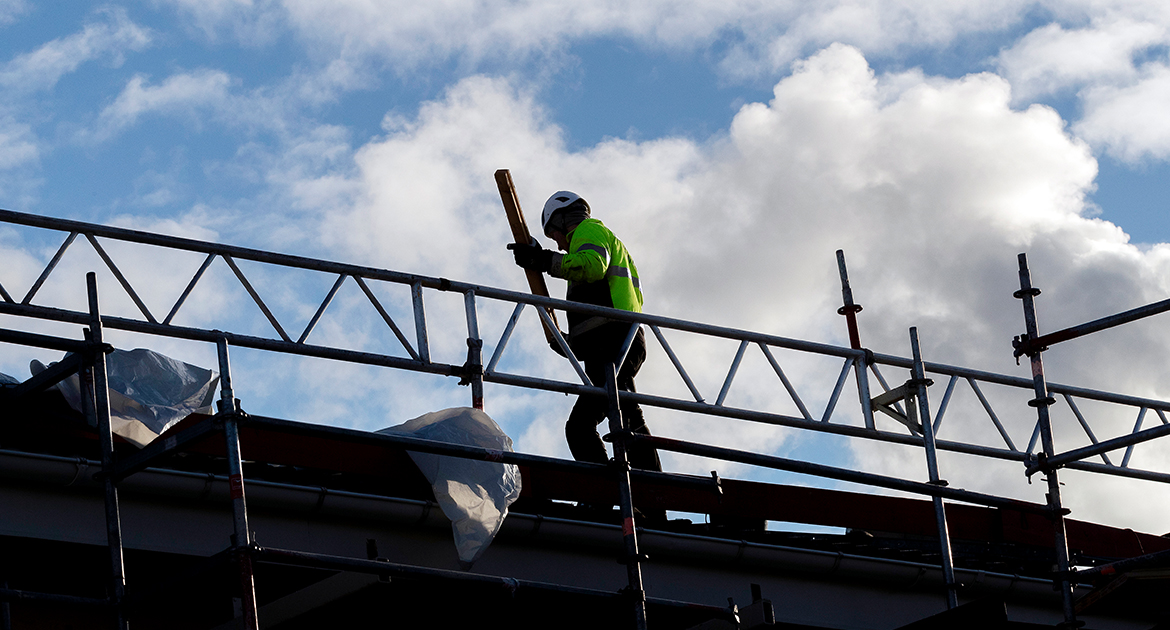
[494,169,560,344]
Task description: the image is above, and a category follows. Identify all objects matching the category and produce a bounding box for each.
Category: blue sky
[4,1,1170,532]
[5,3,1167,241]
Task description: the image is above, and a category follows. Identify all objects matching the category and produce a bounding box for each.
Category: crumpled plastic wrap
[31,348,219,448]
[378,407,522,569]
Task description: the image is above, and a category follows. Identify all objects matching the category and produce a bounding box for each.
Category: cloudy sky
[2,1,1170,535]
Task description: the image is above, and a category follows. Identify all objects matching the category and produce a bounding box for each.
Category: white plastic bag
[32,348,219,448]
[378,408,522,569]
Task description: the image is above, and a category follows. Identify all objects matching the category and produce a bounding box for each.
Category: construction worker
[508,191,662,473]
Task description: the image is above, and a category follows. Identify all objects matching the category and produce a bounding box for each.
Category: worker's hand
[507,241,553,273]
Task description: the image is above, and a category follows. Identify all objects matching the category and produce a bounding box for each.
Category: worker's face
[550,229,570,252]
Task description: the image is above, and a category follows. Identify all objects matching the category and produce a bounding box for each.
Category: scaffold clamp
[216,398,245,416]
[1013,333,1048,362]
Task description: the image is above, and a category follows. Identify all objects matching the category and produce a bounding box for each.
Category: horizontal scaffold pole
[253,546,737,621]
[626,433,1050,514]
[0,588,110,608]
[1015,296,1170,357]
[1029,422,1170,475]
[6,304,1170,487]
[244,415,719,493]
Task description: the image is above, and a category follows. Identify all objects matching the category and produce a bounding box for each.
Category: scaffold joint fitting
[837,303,863,315]
[1013,334,1048,361]
[601,429,635,444]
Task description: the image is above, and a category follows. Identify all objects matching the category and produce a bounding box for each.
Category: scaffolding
[2,208,1170,628]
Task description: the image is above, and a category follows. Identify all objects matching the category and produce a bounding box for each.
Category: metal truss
[2,208,1167,487]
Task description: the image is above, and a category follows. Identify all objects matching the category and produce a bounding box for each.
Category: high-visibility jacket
[550,218,643,338]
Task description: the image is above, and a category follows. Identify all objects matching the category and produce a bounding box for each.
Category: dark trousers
[565,325,662,472]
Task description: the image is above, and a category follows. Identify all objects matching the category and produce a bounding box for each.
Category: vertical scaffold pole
[411,281,430,364]
[1,580,9,630]
[216,338,258,630]
[606,363,647,630]
[464,290,484,410]
[909,327,958,609]
[85,272,128,630]
[1014,254,1078,628]
[837,250,874,430]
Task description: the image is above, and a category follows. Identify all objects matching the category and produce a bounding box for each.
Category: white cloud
[150,0,1031,76]
[996,19,1166,101]
[1076,62,1170,161]
[0,7,151,93]
[0,0,28,25]
[82,63,359,161]
[739,0,1027,78]
[265,43,1170,532]
[0,114,36,169]
[0,113,39,201]
[95,70,234,135]
[161,0,285,44]
[991,7,1170,160]
[147,0,1170,167]
[0,8,150,199]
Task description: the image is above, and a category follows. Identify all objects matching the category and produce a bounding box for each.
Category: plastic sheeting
[31,348,219,448]
[378,407,522,569]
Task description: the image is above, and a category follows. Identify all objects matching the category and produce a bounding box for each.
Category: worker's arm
[550,222,609,282]
[550,247,606,282]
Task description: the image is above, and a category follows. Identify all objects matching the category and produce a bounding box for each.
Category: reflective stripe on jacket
[549,218,643,337]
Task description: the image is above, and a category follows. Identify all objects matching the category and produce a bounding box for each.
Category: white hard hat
[541,191,587,235]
